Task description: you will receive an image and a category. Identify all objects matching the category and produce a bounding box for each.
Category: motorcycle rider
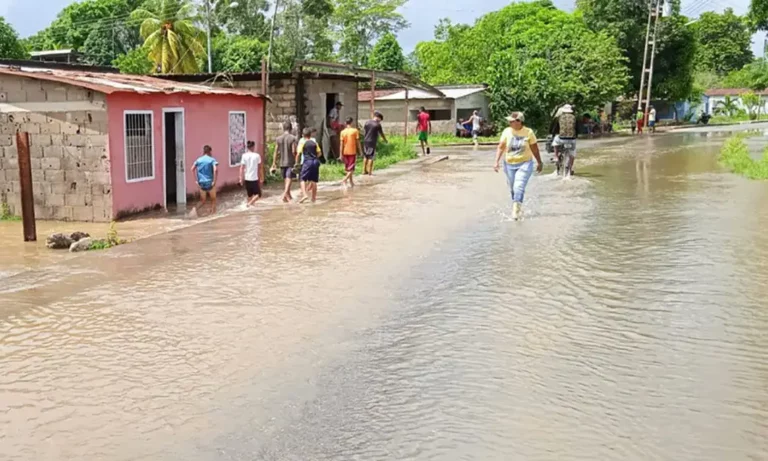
[549,103,578,176]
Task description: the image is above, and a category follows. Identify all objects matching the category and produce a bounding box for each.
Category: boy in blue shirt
[192,145,219,215]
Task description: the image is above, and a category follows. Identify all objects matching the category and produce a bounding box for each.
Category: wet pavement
[1,128,768,460]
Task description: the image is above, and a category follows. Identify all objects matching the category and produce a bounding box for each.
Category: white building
[358,85,490,134]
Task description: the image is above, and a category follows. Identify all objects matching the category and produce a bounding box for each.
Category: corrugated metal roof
[376,85,486,101]
[357,89,401,102]
[0,65,268,99]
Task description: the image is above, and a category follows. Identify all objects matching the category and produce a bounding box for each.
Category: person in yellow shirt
[339,117,362,188]
[493,111,543,220]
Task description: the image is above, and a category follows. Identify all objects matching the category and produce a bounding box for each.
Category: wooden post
[16,131,36,242]
[404,87,409,145]
[261,57,267,169]
[370,71,376,118]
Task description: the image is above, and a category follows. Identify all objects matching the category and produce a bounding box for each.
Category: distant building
[0,61,267,222]
[30,50,83,64]
[703,88,768,115]
[358,84,490,134]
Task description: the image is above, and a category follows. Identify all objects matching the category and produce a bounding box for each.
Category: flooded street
[2,129,768,460]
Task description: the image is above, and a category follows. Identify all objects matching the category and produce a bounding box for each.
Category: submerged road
[1,129,768,460]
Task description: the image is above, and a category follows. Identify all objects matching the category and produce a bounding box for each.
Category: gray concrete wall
[304,78,359,131]
[360,98,457,134]
[0,74,112,222]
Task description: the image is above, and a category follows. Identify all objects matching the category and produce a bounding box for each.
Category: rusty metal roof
[0,65,269,99]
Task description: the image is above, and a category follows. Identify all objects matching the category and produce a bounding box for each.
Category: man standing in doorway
[192,145,219,215]
[328,101,343,160]
[417,106,431,155]
[648,106,657,134]
[363,111,388,176]
[340,116,361,188]
[271,121,297,202]
[239,140,262,207]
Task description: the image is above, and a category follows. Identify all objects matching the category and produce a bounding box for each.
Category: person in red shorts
[417,106,432,155]
[339,117,361,188]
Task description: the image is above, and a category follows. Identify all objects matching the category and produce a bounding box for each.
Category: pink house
[0,64,267,222]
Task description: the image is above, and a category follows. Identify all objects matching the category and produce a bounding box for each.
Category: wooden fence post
[16,131,36,242]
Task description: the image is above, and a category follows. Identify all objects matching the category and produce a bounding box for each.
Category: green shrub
[319,139,417,182]
[719,135,768,179]
[0,202,20,221]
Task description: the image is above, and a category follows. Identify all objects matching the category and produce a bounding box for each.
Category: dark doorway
[325,93,339,118]
[164,112,177,204]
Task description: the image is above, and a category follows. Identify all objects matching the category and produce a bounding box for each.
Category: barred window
[125,111,154,182]
[229,111,247,166]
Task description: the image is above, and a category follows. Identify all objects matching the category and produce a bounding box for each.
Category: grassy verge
[719,135,768,179]
[0,203,21,221]
[405,133,498,146]
[710,114,755,124]
[319,139,418,182]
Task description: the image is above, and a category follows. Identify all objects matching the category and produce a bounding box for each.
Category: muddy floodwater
[1,128,768,460]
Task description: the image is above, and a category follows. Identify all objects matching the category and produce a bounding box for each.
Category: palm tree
[715,95,739,117]
[131,0,205,74]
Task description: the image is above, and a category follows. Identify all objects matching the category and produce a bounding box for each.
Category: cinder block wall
[233,77,298,142]
[0,75,112,222]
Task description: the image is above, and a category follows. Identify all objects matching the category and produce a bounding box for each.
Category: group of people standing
[633,105,657,134]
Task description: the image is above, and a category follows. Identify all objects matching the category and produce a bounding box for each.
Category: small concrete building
[0,63,266,222]
[358,85,490,134]
[163,71,366,141]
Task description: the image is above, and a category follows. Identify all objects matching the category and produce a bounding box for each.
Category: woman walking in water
[494,112,543,220]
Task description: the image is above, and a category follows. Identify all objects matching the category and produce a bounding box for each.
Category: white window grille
[229,111,247,166]
[124,111,154,182]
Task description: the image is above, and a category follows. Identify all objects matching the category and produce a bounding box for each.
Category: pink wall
[106,92,265,216]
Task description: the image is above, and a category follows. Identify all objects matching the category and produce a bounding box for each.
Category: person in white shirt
[239,140,263,207]
[467,110,483,145]
[648,106,657,133]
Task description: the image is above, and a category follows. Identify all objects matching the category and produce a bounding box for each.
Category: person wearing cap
[363,111,388,175]
[494,111,543,220]
[549,103,578,177]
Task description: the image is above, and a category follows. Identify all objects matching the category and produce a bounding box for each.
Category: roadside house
[0,62,267,222]
[358,85,490,134]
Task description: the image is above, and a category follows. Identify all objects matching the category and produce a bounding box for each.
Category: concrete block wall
[304,78,359,132]
[0,75,112,222]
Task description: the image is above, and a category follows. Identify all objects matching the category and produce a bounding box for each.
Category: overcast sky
[2,0,763,55]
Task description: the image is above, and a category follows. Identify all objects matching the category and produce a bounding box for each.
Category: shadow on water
[1,131,767,460]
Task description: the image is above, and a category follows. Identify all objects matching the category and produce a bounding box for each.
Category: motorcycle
[697,112,711,125]
[550,135,576,177]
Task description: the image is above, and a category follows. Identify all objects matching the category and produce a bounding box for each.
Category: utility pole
[206,0,213,73]
[266,0,280,71]
[644,0,663,123]
[636,0,655,118]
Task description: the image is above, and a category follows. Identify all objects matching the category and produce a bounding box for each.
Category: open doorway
[163,109,186,210]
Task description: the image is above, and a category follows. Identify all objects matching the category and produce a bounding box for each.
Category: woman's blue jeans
[503,160,534,203]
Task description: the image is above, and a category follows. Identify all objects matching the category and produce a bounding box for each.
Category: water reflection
[1,132,767,460]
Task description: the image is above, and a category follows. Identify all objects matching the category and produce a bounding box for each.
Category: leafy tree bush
[416,1,628,131]
[368,32,405,71]
[0,17,27,59]
[691,9,753,75]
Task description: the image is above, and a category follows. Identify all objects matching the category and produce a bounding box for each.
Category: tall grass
[319,139,418,182]
[0,202,20,221]
[719,135,768,179]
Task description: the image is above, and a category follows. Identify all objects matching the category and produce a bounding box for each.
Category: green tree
[113,45,155,74]
[0,17,27,59]
[368,32,405,71]
[415,1,628,131]
[691,9,753,75]
[715,95,740,116]
[131,0,205,74]
[26,0,144,52]
[83,19,141,66]
[723,59,768,91]
[331,0,408,66]
[577,0,696,101]
[749,0,768,30]
[741,91,762,119]
[213,0,270,38]
[270,0,334,71]
[212,35,268,72]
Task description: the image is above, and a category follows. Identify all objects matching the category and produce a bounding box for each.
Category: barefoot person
[417,106,431,155]
[340,116,361,188]
[299,127,322,203]
[192,145,219,215]
[239,140,262,207]
[363,111,387,175]
[493,112,543,221]
[271,121,298,202]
